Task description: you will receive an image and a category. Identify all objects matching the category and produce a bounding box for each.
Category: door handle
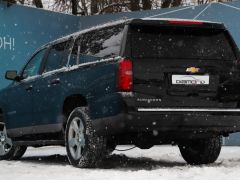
[50,78,61,85]
[25,85,33,91]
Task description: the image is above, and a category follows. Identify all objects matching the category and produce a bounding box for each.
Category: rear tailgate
[125,21,240,109]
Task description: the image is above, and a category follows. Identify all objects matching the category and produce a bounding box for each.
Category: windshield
[131,25,236,60]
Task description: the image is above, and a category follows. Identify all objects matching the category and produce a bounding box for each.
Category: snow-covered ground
[0,145,240,180]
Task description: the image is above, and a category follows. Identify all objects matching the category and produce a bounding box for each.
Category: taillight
[117,59,133,92]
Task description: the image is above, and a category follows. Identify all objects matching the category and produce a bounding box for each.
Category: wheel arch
[62,94,88,128]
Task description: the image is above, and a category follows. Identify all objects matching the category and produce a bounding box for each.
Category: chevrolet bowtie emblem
[186,67,200,73]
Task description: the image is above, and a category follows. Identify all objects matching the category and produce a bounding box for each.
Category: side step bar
[138,108,240,112]
[14,140,65,146]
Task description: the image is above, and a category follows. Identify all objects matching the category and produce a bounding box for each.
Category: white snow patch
[48,19,129,47]
[66,56,121,72]
[0,146,240,180]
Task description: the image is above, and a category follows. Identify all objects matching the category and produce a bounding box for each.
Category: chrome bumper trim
[138,108,240,112]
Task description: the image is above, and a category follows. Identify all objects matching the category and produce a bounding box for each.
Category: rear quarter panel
[60,61,124,120]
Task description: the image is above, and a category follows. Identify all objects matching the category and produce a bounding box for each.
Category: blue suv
[1,18,240,167]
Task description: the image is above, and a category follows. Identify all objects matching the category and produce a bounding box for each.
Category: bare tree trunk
[91,0,98,15]
[172,0,182,7]
[142,0,152,10]
[81,0,88,15]
[98,2,131,14]
[161,0,172,8]
[129,0,140,11]
[72,0,78,15]
[33,0,43,8]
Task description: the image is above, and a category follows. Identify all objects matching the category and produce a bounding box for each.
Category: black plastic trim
[7,123,63,138]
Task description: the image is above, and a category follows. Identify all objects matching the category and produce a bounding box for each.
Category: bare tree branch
[8,0,232,15]
[98,2,131,14]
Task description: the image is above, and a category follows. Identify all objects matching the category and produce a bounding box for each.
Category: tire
[179,136,222,165]
[65,107,106,168]
[0,125,27,160]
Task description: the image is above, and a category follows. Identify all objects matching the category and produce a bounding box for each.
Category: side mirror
[5,70,19,81]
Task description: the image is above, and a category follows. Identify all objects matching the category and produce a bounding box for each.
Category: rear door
[127,24,238,108]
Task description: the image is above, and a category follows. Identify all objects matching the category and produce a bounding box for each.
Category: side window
[69,37,100,66]
[68,24,124,67]
[22,49,46,79]
[44,41,70,73]
[80,24,125,61]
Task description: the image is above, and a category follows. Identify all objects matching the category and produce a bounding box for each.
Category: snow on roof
[42,17,222,49]
[141,17,222,24]
[46,18,130,47]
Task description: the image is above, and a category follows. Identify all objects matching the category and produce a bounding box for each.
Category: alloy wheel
[0,125,13,156]
[68,117,86,160]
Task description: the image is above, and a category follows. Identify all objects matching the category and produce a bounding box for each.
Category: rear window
[131,26,236,60]
[80,24,125,59]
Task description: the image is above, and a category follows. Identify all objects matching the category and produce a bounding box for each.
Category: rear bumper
[92,108,240,136]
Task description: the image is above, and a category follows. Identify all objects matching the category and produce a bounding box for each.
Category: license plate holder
[172,75,209,85]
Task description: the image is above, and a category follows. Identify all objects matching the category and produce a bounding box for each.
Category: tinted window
[131,26,236,60]
[22,49,46,79]
[80,24,125,60]
[44,41,69,72]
